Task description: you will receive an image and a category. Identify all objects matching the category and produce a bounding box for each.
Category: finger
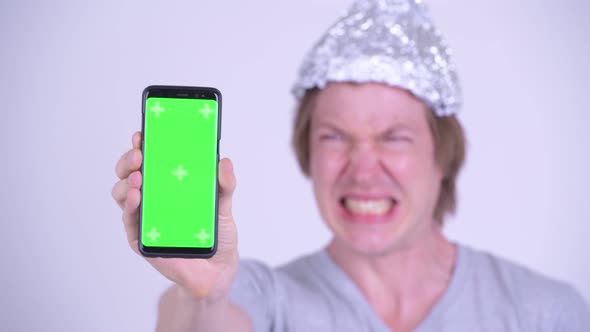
[115,148,143,180]
[114,132,143,180]
[132,131,142,150]
[218,158,236,221]
[112,170,143,209]
[128,170,143,189]
[111,179,128,209]
[215,158,238,258]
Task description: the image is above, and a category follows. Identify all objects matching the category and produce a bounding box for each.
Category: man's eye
[384,135,411,143]
[320,134,344,141]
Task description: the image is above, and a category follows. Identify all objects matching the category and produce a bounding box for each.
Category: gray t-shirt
[230,244,590,331]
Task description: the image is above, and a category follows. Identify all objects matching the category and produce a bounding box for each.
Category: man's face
[309,82,443,255]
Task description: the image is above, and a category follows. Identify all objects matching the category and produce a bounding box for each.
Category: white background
[1,0,589,331]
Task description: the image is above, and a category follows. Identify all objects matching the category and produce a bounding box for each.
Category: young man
[112,0,590,330]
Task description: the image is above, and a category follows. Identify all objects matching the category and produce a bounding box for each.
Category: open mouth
[340,197,397,217]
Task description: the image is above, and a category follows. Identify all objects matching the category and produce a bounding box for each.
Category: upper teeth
[344,198,393,215]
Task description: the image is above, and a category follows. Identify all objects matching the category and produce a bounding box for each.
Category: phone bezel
[138,85,221,258]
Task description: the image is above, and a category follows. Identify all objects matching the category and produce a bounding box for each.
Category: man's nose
[348,142,382,183]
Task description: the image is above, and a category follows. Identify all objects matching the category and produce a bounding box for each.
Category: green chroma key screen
[141,97,218,249]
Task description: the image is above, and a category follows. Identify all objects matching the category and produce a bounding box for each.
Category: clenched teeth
[343,198,394,215]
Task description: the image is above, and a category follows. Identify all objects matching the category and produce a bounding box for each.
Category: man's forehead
[311,83,429,126]
[312,109,426,136]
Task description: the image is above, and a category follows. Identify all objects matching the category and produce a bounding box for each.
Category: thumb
[218,158,236,221]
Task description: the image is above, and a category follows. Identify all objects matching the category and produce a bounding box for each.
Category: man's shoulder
[236,249,327,286]
[276,250,325,274]
[462,245,577,301]
[459,245,590,329]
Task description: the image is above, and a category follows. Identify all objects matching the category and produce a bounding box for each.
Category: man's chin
[331,232,408,257]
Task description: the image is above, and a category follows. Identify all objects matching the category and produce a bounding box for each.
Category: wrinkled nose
[347,142,382,185]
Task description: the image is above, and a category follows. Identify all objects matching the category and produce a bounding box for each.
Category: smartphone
[139,85,221,258]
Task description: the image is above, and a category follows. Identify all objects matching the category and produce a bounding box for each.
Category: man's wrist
[174,284,231,309]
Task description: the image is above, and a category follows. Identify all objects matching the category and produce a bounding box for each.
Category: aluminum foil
[291,0,462,116]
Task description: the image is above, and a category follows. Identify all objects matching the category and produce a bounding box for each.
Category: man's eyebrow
[382,124,414,134]
[314,122,346,133]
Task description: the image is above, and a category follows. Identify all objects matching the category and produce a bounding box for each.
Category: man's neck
[326,224,457,331]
